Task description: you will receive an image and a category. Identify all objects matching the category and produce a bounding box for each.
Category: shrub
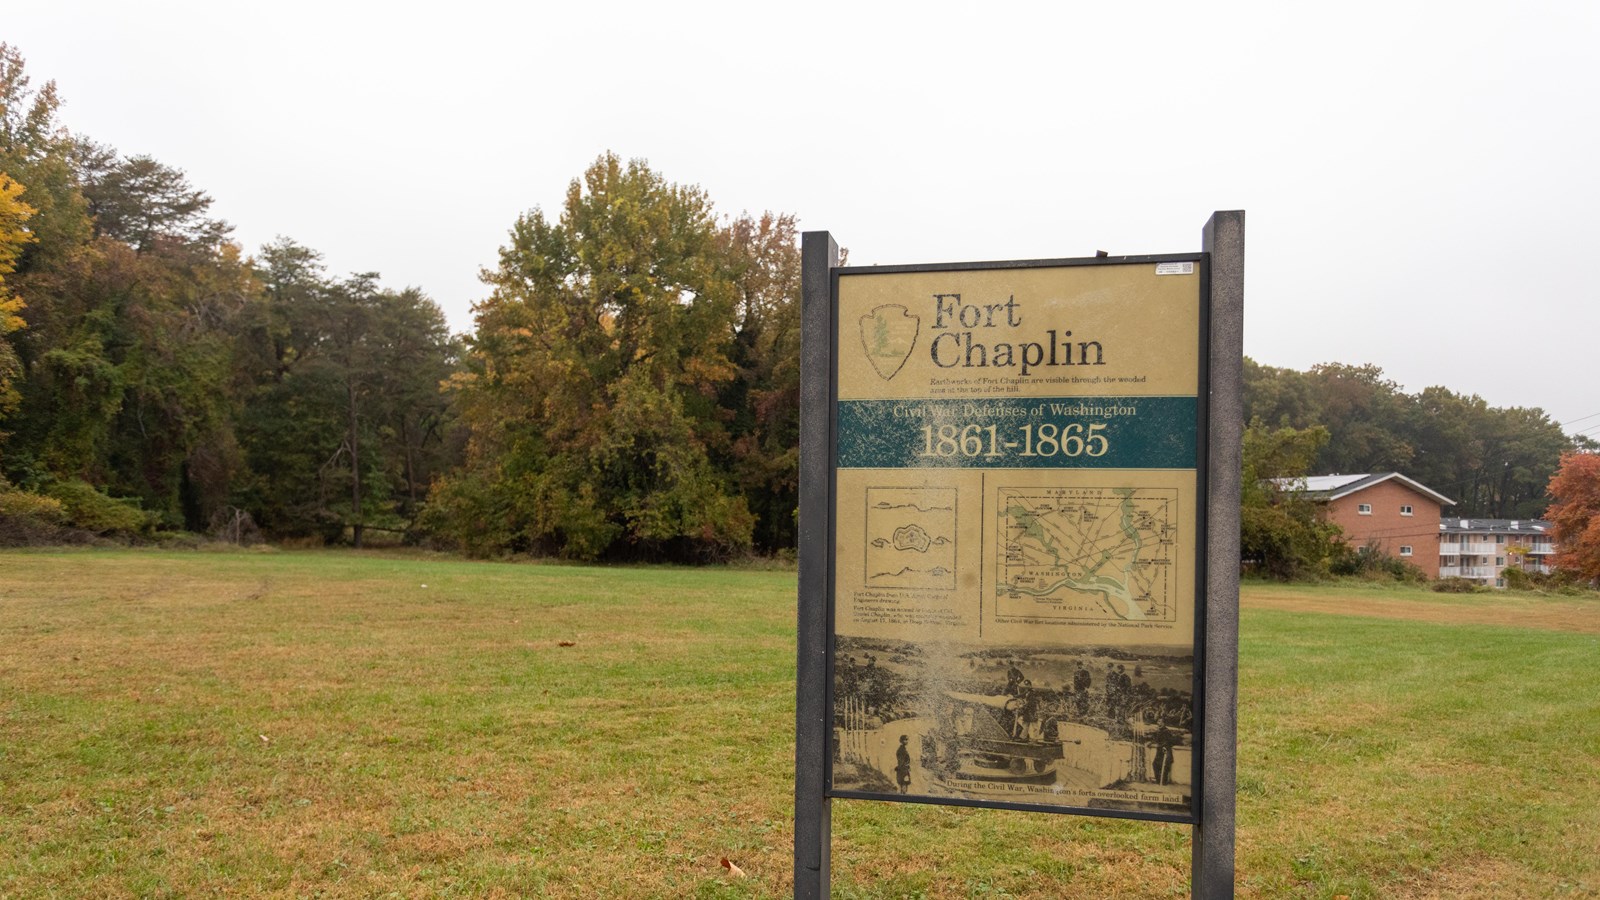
[416,471,517,558]
[0,481,70,545]
[0,483,65,522]
[1501,567,1533,591]
[44,479,152,536]
[1330,541,1429,583]
[207,506,264,546]
[1500,565,1599,596]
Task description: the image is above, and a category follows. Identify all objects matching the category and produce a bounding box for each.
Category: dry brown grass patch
[1245,587,1600,633]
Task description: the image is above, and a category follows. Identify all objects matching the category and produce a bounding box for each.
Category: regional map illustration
[995,487,1177,622]
[865,487,956,591]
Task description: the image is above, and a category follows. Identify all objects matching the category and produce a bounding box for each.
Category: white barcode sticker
[1155,262,1194,275]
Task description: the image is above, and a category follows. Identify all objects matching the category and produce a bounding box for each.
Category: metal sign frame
[795,211,1243,899]
[826,251,1208,822]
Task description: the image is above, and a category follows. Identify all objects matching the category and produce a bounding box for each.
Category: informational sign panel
[827,256,1206,821]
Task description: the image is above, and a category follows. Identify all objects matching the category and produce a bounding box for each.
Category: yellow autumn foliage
[0,173,36,332]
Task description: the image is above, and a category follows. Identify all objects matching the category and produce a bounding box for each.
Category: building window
[1496,556,1505,567]
[1357,503,1372,515]
[1495,535,1504,543]
[1400,546,1413,556]
[1400,505,1413,516]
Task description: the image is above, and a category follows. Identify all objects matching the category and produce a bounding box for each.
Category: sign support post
[1194,210,1244,899]
[795,231,838,900]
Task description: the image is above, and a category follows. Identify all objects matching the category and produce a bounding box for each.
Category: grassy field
[2,550,1598,898]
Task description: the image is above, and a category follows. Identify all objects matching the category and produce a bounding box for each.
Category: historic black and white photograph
[831,635,1194,815]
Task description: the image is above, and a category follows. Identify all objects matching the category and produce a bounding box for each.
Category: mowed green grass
[2,551,1598,899]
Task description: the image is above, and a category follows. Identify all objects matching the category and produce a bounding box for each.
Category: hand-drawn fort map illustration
[865,487,956,591]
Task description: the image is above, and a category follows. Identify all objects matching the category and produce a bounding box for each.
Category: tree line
[1,44,1592,566]
[1240,363,1595,579]
[1246,360,1590,519]
[0,46,799,559]
[0,45,458,547]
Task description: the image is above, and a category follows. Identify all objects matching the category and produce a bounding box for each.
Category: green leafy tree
[719,211,802,553]
[0,97,250,528]
[1400,385,1484,506]
[1463,406,1575,519]
[1242,357,1320,428]
[1,42,94,469]
[5,239,124,483]
[431,153,755,560]
[1240,420,1346,580]
[1303,363,1415,474]
[233,239,347,537]
[367,286,460,524]
[0,43,92,272]
[1396,390,1572,518]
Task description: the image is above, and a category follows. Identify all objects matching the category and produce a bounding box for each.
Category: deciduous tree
[0,174,33,417]
[431,153,755,560]
[1240,420,1345,580]
[1546,451,1600,584]
[720,211,802,553]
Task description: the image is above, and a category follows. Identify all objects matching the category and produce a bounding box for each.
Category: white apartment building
[1438,518,1557,588]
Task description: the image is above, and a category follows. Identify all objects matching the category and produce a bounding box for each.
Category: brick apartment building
[1439,518,1557,588]
[1281,473,1457,575]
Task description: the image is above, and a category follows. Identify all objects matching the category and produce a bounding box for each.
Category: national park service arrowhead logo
[859,304,920,381]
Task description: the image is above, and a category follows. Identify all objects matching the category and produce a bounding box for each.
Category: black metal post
[795,231,839,900]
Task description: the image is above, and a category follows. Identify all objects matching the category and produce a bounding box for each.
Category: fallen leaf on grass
[558,641,576,647]
[258,734,270,744]
[720,857,746,878]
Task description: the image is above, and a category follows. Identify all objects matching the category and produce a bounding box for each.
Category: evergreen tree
[237,241,459,543]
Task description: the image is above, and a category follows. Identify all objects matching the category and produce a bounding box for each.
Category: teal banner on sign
[836,396,1197,470]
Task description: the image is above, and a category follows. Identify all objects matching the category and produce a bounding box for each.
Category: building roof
[1273,472,1457,506]
[1440,518,1552,535]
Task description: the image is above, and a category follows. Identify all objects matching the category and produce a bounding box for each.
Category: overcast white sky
[7,1,1598,434]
